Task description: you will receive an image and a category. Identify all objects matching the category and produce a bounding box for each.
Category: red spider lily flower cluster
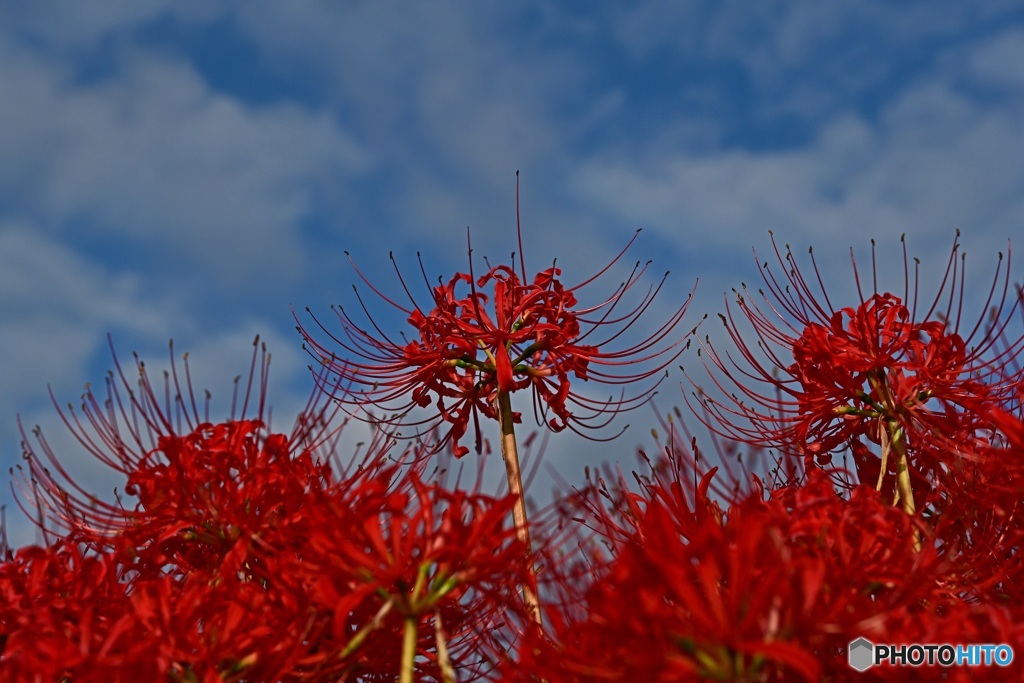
[3,228,1024,681]
[513,411,1024,682]
[926,404,1024,611]
[298,180,698,625]
[689,232,1024,515]
[2,341,535,681]
[298,179,697,457]
[0,543,153,680]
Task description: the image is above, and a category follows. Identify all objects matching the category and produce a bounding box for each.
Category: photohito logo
[848,637,1014,671]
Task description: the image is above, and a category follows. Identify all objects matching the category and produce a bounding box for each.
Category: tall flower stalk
[298,174,697,622]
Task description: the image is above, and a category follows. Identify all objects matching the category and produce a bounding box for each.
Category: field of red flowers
[2,196,1023,681]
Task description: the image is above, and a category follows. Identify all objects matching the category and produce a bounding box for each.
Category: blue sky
[2,2,1024,547]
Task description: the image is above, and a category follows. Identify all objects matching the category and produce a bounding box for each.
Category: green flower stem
[511,341,543,366]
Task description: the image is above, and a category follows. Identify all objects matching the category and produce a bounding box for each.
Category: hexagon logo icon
[848,637,874,672]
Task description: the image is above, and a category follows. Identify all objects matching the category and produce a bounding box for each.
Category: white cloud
[0,41,371,290]
[609,2,1020,70]
[604,2,1023,129]
[573,77,1024,270]
[965,27,1024,91]
[0,226,172,399]
[0,2,218,51]
[226,3,590,220]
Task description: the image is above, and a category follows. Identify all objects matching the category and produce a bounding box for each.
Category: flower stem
[879,419,922,551]
[496,390,542,627]
[435,611,456,683]
[400,616,417,683]
[888,424,922,551]
[892,439,916,516]
[339,598,393,659]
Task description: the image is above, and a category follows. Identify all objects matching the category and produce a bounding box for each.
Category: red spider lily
[0,525,346,682]
[0,541,311,682]
[874,600,1024,683]
[0,542,159,681]
[925,407,1024,607]
[96,419,338,585]
[294,465,534,681]
[15,434,534,681]
[9,337,542,681]
[13,334,345,546]
[515,464,963,683]
[124,572,317,682]
[689,232,1024,513]
[299,176,697,626]
[298,176,697,457]
[6,338,374,679]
